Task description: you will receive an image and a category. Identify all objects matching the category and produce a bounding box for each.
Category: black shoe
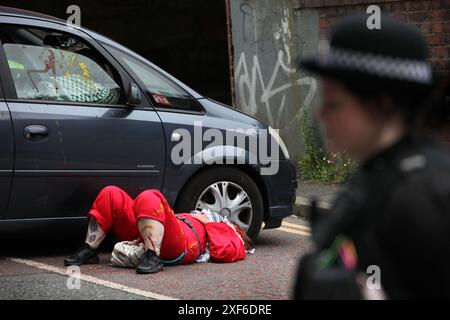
[136,249,163,274]
[64,243,100,266]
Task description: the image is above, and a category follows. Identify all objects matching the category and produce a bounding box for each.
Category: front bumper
[259,159,297,228]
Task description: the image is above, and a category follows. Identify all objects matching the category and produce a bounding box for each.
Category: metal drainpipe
[225,0,236,108]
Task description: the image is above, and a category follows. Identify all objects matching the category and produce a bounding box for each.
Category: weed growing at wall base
[298,108,355,184]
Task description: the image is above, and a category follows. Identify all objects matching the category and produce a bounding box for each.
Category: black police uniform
[293,134,450,299]
[293,13,450,299]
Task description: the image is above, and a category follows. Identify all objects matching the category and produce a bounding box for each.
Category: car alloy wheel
[195,181,253,230]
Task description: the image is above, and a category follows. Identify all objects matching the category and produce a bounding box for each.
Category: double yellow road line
[278,221,311,237]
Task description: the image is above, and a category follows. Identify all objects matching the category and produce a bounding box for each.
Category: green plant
[298,108,355,184]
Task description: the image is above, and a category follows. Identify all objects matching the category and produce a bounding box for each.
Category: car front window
[1,25,122,105]
[105,44,202,111]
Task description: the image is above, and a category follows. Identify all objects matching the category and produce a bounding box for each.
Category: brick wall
[296,0,449,80]
[295,0,450,142]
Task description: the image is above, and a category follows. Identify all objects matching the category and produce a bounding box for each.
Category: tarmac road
[0,216,312,300]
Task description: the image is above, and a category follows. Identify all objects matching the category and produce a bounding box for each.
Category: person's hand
[190,213,211,224]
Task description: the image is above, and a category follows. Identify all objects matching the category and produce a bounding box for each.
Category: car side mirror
[126,83,142,106]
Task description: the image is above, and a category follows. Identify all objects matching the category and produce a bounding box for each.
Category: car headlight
[268,126,290,160]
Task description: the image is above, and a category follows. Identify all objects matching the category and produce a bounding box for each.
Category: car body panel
[5,101,165,220]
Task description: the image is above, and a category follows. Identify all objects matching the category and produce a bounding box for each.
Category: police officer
[293,14,450,299]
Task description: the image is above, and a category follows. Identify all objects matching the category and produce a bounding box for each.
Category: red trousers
[87,186,206,264]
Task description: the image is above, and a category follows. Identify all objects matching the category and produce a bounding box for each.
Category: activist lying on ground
[64,186,253,273]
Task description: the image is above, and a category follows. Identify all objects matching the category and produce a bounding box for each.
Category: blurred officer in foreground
[293,14,450,299]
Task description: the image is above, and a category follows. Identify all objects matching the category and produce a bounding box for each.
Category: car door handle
[24,125,49,141]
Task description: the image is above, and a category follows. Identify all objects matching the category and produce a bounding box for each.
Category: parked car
[0,7,297,239]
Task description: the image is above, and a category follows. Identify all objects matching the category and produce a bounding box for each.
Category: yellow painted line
[281,221,311,231]
[278,226,311,237]
[8,257,177,300]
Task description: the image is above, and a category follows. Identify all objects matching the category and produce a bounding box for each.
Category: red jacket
[177,214,246,264]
